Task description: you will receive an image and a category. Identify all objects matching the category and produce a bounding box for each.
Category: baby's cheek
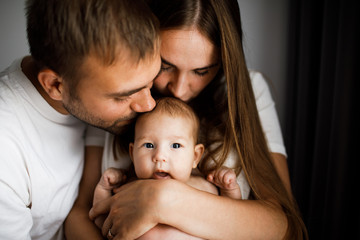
[134,163,154,179]
[173,165,193,182]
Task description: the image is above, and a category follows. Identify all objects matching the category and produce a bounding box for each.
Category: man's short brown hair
[26,0,159,82]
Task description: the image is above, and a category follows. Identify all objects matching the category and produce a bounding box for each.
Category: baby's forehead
[137,111,197,133]
[139,110,194,125]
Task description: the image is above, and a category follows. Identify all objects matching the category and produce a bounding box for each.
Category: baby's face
[130,113,202,182]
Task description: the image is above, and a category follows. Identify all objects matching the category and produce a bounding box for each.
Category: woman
[149,0,291,195]
[67,0,308,239]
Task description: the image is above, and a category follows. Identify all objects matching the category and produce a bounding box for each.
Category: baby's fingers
[206,171,215,183]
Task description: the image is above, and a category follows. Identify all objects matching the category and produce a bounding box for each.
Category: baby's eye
[171,143,181,149]
[144,143,154,148]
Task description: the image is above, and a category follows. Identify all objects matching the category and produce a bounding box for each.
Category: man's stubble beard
[62,96,136,135]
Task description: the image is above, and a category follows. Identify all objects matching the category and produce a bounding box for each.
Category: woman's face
[154,29,220,102]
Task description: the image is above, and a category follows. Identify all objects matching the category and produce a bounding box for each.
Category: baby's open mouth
[153,171,170,179]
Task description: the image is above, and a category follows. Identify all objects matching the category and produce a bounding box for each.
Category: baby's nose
[152,149,167,163]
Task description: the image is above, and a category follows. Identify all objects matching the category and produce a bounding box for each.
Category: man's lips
[153,171,171,179]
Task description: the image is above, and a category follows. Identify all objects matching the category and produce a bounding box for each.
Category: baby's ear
[129,143,134,162]
[193,143,205,168]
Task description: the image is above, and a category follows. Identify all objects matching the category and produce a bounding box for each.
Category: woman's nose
[169,74,188,100]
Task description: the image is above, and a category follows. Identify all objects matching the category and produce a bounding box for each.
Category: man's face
[62,53,161,134]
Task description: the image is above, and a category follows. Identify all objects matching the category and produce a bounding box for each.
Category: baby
[93,97,241,239]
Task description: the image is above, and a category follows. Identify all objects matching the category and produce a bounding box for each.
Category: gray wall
[239,0,288,129]
[0,0,289,129]
[0,0,28,70]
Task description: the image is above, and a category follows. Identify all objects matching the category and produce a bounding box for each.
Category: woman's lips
[153,171,170,179]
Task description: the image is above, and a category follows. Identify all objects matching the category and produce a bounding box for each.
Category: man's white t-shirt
[0,58,103,240]
[100,70,286,200]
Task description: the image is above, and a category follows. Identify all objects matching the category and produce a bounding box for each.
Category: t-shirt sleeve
[250,70,287,157]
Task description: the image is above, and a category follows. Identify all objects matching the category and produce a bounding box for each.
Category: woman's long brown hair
[148,0,308,238]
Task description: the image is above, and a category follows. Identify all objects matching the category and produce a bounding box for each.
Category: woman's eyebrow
[161,58,176,67]
[195,63,219,71]
[161,57,219,71]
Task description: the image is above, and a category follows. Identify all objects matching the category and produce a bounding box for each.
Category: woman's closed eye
[193,63,219,77]
[194,70,209,76]
[160,64,172,72]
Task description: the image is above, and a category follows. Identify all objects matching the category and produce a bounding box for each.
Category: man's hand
[90,179,168,240]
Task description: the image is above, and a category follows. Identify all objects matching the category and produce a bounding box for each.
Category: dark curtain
[285,0,359,239]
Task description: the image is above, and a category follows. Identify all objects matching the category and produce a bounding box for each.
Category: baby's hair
[114,97,200,157]
[139,97,200,143]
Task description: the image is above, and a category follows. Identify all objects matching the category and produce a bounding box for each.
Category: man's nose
[131,88,156,113]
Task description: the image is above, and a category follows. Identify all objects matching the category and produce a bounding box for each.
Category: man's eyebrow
[106,86,147,98]
[161,57,219,71]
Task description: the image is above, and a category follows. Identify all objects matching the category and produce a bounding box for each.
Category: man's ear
[193,143,205,168]
[129,143,135,162]
[37,69,64,101]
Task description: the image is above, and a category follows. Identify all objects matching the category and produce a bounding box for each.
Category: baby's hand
[99,167,127,191]
[207,167,242,199]
[93,168,127,229]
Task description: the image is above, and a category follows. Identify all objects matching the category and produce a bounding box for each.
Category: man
[0,0,160,239]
